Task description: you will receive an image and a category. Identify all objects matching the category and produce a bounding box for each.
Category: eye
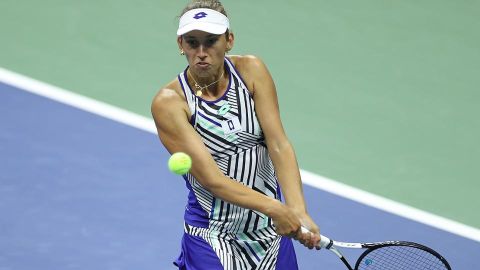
[186,39,199,48]
[205,37,218,47]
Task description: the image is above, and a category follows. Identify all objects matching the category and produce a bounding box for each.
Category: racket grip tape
[300,226,333,249]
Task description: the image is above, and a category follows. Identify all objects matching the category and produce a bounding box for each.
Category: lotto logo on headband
[177,8,229,35]
[193,12,207,19]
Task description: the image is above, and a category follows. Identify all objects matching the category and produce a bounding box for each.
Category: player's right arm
[151,82,301,236]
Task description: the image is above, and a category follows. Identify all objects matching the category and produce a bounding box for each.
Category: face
[178,30,234,78]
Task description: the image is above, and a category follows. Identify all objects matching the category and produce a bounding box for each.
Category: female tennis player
[151,1,320,269]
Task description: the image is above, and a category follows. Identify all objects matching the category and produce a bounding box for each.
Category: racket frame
[301,228,452,270]
[354,240,452,270]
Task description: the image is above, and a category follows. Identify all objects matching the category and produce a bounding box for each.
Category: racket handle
[319,234,333,249]
[300,226,332,249]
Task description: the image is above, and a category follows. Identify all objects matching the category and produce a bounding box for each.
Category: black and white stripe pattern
[185,223,281,270]
[178,58,282,268]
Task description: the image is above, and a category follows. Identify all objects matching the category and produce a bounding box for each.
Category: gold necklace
[188,68,224,97]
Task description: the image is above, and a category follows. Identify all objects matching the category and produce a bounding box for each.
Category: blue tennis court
[1,75,478,269]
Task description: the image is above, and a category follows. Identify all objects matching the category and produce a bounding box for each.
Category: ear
[226,32,235,52]
[177,36,183,51]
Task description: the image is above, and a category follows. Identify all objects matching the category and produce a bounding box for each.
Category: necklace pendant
[194,82,203,96]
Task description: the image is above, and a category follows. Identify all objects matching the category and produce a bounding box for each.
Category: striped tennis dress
[173,58,298,270]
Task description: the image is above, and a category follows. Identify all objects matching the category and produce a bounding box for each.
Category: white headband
[177,8,230,36]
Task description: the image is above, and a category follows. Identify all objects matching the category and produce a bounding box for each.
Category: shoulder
[229,55,268,75]
[151,79,189,120]
[228,55,273,95]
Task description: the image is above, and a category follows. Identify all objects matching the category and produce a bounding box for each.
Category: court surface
[1,72,478,269]
[1,1,479,269]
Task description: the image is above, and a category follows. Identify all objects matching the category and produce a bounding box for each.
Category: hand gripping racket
[301,227,451,270]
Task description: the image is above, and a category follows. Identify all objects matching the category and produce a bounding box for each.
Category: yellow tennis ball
[168,152,192,175]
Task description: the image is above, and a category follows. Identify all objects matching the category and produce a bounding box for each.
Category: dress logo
[217,103,231,116]
[221,116,241,135]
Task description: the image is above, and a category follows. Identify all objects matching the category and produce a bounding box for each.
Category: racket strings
[356,245,448,270]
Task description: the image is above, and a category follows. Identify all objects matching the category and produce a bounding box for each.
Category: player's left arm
[234,55,320,248]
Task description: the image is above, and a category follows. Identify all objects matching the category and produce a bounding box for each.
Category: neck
[188,67,225,96]
[190,69,223,85]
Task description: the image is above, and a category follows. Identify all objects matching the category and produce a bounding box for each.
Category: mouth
[196,62,210,69]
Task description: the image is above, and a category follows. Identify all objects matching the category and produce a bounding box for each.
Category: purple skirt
[174,231,298,270]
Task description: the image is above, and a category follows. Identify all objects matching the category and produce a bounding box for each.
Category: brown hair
[180,0,228,17]
[179,0,230,37]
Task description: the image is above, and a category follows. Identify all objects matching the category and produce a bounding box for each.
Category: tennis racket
[301,227,451,270]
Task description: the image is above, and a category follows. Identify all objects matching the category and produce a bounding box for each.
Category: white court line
[1,66,479,243]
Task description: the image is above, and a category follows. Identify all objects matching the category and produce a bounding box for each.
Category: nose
[197,44,207,59]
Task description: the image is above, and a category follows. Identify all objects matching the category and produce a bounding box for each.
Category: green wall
[1,1,479,227]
